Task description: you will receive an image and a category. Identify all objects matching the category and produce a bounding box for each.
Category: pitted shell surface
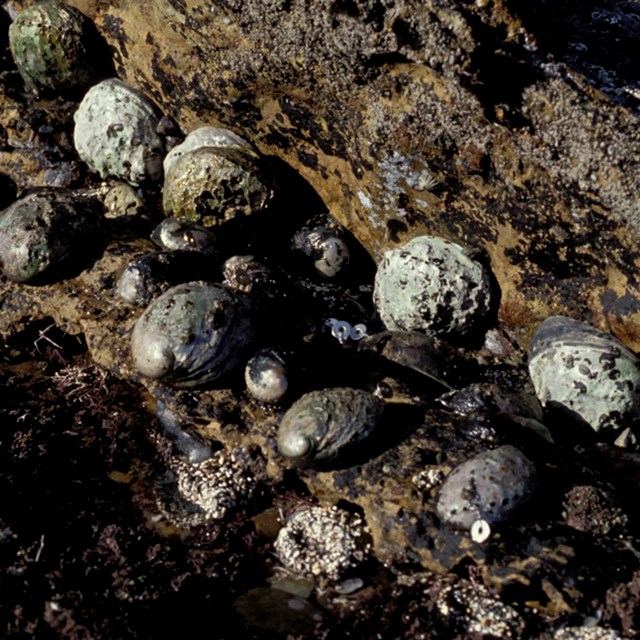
[435,445,537,530]
[9,1,100,93]
[73,78,165,186]
[274,506,371,582]
[130,281,254,387]
[373,235,493,338]
[277,387,384,463]
[0,190,100,282]
[528,316,640,433]
[163,126,253,177]
[162,145,272,227]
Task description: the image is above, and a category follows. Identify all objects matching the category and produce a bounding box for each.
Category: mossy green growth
[9,1,98,93]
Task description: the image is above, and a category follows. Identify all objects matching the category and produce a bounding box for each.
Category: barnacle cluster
[274,506,371,582]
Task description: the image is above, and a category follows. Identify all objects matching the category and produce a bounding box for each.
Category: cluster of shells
[3,1,640,610]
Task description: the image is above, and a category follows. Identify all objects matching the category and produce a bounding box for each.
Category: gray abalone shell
[277,387,384,463]
[131,281,254,387]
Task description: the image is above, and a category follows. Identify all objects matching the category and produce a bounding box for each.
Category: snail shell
[162,144,272,227]
[163,126,253,177]
[373,235,493,338]
[245,349,289,404]
[73,79,165,186]
[277,387,384,463]
[528,315,640,433]
[0,190,101,282]
[291,221,350,278]
[131,281,255,388]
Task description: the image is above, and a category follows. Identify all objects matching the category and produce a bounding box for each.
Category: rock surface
[38,0,640,349]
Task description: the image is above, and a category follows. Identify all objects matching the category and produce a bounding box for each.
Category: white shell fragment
[528,316,640,433]
[73,78,165,186]
[435,445,537,530]
[274,506,371,582]
[373,235,493,338]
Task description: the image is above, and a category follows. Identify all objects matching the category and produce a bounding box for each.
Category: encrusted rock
[155,449,257,528]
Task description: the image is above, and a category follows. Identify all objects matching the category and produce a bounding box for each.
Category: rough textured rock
[29,0,639,350]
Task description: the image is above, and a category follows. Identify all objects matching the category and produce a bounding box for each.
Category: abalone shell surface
[131,281,254,387]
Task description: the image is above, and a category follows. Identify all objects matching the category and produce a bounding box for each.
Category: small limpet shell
[73,78,165,186]
[150,218,219,258]
[245,349,289,404]
[277,387,384,463]
[373,235,493,338]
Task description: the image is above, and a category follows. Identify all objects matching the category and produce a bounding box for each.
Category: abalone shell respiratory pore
[277,387,385,463]
[528,315,640,433]
[130,281,255,387]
